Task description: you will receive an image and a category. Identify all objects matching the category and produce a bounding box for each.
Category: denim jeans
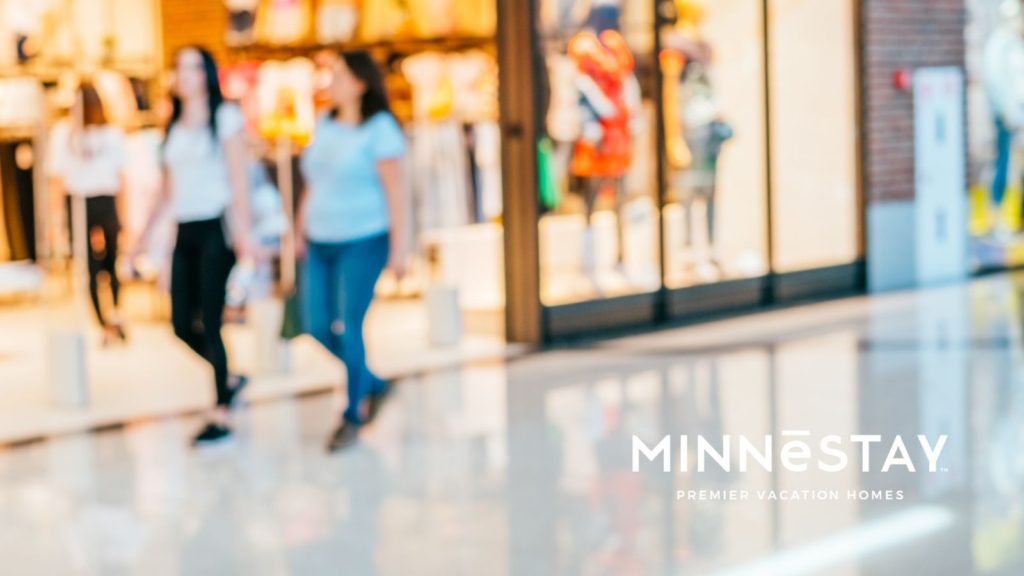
[302,232,389,425]
[993,116,1012,207]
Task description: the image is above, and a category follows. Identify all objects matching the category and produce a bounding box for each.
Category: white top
[162,103,245,223]
[48,122,126,198]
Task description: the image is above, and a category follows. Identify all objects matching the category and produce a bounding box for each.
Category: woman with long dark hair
[135,46,254,446]
[49,83,127,344]
[298,50,408,451]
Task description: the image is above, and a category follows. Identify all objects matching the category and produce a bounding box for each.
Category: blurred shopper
[49,83,128,345]
[298,50,407,452]
[135,46,254,447]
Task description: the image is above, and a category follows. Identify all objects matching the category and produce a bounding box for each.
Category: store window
[659,0,768,288]
[537,0,661,306]
[767,0,858,273]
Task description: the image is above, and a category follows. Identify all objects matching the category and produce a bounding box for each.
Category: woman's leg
[86,225,107,327]
[338,233,389,425]
[302,241,344,361]
[197,222,236,407]
[170,227,206,358]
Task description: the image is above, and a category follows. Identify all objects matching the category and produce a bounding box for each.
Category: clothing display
[547,54,582,144]
[226,0,260,46]
[300,112,406,243]
[358,0,411,42]
[568,29,639,179]
[984,19,1024,210]
[316,0,359,43]
[163,103,246,223]
[0,78,45,130]
[256,0,312,45]
[409,0,456,38]
[256,58,315,144]
[454,0,497,37]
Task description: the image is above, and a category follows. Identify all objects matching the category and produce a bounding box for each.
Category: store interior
[536,0,858,306]
[0,0,515,429]
[967,0,1024,270]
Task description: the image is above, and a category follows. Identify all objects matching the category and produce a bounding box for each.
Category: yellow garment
[359,0,412,41]
[408,0,455,38]
[661,50,691,170]
[428,75,454,120]
[674,0,706,37]
[454,0,497,37]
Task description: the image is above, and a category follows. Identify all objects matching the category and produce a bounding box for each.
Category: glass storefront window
[768,0,859,273]
[537,0,661,306]
[659,0,769,288]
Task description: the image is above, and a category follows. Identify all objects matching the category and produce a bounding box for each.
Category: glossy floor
[2,275,1023,575]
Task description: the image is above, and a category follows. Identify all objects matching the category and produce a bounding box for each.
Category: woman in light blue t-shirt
[297,50,408,452]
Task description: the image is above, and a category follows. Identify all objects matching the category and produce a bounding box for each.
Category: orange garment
[569,29,635,179]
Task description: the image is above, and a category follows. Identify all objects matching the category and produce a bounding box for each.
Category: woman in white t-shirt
[49,83,127,344]
[135,46,255,447]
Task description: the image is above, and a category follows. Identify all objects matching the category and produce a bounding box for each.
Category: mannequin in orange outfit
[568,2,639,289]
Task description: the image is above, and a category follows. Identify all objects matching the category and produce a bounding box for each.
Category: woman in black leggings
[49,83,127,344]
[135,46,254,446]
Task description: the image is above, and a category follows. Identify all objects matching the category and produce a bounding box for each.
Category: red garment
[568,30,635,178]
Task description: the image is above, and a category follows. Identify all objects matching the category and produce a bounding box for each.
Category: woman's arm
[378,157,406,276]
[223,130,253,260]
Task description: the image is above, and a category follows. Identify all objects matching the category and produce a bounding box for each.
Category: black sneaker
[226,375,250,408]
[365,380,394,424]
[326,421,359,453]
[192,423,232,447]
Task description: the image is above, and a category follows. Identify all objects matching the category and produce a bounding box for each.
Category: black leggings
[170,217,236,407]
[67,195,121,327]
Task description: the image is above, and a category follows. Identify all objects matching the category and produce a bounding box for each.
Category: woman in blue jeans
[298,50,408,451]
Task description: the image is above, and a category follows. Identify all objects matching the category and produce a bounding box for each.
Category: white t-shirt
[48,122,126,198]
[162,103,245,223]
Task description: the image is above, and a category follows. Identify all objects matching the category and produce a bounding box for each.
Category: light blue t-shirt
[301,112,406,243]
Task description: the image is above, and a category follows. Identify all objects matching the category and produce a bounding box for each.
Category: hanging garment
[402,51,450,121]
[256,0,312,45]
[411,121,471,231]
[316,0,358,43]
[358,0,411,41]
[568,29,637,179]
[256,58,315,144]
[226,0,260,45]
[447,50,499,122]
[408,0,456,38]
[454,0,497,37]
[473,121,502,220]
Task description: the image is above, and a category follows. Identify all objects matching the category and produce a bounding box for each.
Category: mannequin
[661,0,731,278]
[983,0,1024,238]
[568,1,640,291]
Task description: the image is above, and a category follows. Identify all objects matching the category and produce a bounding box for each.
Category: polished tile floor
[2,275,1024,575]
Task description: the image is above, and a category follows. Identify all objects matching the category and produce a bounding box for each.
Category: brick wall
[861,0,967,203]
[160,0,229,67]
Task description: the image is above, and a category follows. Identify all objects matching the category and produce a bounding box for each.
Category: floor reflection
[3,276,1024,574]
